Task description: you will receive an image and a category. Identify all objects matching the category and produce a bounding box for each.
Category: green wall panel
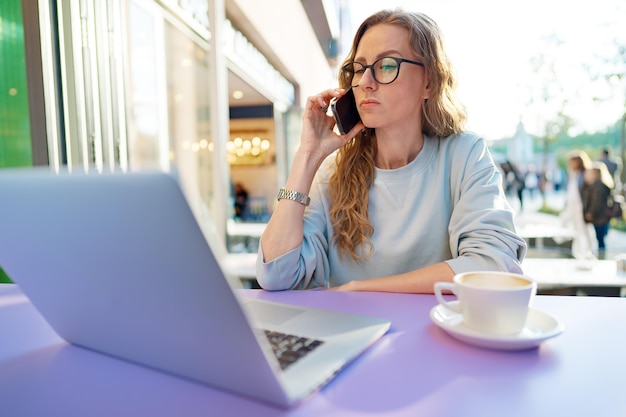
[0,0,32,167]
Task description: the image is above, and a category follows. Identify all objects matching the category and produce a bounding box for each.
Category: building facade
[4,0,348,248]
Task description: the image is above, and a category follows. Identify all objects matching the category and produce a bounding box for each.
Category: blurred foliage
[490,122,621,172]
[537,204,561,216]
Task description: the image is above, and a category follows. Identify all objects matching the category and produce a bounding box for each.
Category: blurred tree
[526,34,574,205]
[599,43,626,191]
[583,4,626,192]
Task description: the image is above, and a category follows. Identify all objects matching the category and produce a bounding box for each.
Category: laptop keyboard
[263,330,324,370]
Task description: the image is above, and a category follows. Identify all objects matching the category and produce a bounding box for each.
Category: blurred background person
[598,148,619,186]
[582,162,614,255]
[524,164,539,200]
[501,160,525,210]
[233,183,249,220]
[560,150,595,262]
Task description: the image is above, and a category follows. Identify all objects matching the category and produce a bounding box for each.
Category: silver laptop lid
[0,169,290,404]
[0,169,391,408]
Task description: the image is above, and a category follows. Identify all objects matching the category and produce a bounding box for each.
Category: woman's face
[352,24,430,131]
[568,158,581,172]
[584,169,599,184]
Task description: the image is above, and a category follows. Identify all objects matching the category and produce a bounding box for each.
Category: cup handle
[434,282,460,313]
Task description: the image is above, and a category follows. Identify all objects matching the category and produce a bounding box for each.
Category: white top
[257,132,527,289]
[560,172,594,259]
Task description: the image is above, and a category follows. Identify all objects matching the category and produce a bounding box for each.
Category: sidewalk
[510,191,626,259]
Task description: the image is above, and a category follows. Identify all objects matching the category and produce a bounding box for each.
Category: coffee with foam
[461,274,531,289]
[434,271,537,335]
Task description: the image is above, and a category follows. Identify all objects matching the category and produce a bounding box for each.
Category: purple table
[1,284,625,416]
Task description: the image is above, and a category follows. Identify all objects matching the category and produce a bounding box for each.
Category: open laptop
[0,168,390,408]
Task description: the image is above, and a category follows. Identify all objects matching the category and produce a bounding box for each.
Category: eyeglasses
[341,56,424,87]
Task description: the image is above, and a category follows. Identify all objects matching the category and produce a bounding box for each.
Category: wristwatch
[277,188,310,206]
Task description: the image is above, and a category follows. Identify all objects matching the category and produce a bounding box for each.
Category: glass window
[164,20,214,219]
[126,0,167,171]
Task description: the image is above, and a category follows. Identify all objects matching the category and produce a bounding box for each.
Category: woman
[560,151,595,261]
[582,162,614,252]
[256,9,526,293]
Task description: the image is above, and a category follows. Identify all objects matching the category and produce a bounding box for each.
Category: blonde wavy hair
[589,161,615,189]
[328,9,467,261]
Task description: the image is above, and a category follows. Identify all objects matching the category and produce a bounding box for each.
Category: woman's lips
[359,99,379,110]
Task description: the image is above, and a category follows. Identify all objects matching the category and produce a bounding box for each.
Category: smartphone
[330,88,361,135]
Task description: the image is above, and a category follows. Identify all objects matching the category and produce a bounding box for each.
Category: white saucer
[430,302,564,350]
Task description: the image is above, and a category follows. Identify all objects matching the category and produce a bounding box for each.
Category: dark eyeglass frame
[342,56,425,87]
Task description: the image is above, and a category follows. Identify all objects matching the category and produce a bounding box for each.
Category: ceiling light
[226,135,271,165]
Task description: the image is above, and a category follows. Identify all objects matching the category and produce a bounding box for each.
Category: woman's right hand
[259,89,363,264]
[299,89,364,162]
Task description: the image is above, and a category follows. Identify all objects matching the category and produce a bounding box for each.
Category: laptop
[0,168,390,408]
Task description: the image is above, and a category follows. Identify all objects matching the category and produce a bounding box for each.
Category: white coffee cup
[434,271,537,335]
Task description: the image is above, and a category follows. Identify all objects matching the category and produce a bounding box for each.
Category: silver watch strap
[277,188,310,206]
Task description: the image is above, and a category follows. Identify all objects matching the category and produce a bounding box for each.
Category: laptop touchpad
[244,300,306,326]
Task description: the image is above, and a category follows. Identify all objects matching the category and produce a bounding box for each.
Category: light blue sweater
[257,132,527,290]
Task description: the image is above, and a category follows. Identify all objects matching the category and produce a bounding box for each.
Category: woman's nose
[358,67,378,90]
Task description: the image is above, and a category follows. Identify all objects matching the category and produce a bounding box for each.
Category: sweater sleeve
[256,162,333,291]
[444,136,527,274]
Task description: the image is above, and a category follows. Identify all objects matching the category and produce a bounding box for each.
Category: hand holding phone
[330,88,361,135]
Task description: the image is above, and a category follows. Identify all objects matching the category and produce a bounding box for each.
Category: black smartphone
[330,88,361,135]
